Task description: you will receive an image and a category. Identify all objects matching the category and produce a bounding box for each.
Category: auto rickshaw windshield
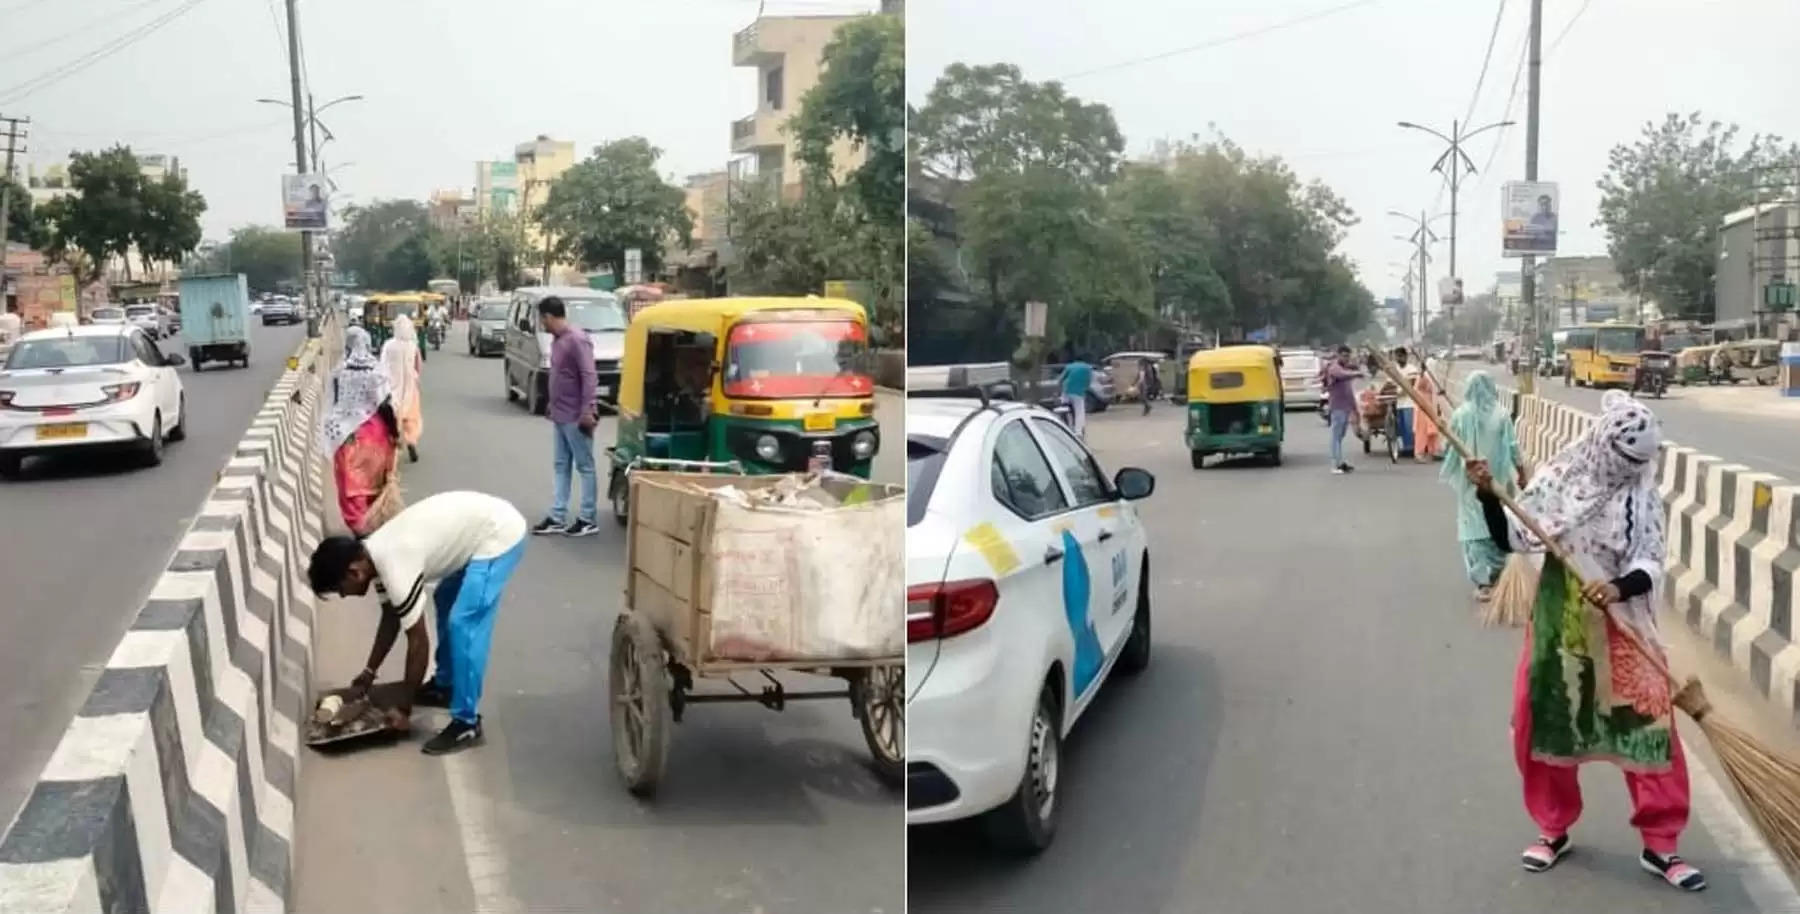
[723,318,873,398]
[564,297,627,332]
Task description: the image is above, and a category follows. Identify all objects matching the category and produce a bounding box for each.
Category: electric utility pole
[284,0,318,338]
[0,115,28,277]
[1519,0,1544,393]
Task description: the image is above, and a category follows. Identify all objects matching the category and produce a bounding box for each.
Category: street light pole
[1398,117,1514,349]
[282,0,315,337]
[1520,0,1544,394]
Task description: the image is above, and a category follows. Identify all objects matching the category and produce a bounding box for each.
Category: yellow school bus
[1565,321,1645,388]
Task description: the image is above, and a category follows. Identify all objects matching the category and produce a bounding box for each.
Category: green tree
[913,62,1124,183]
[187,226,302,292]
[790,15,905,227]
[1596,113,1798,320]
[2,177,47,250]
[134,173,206,271]
[38,146,149,283]
[727,178,865,298]
[1111,162,1232,330]
[334,199,433,291]
[537,138,691,279]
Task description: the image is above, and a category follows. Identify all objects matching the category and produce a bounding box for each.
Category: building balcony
[733,23,779,66]
[731,110,786,155]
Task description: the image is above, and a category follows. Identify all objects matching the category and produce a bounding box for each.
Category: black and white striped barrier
[1513,392,1800,728]
[0,339,324,914]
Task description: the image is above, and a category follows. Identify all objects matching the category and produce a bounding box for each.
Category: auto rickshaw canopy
[618,296,868,415]
[1185,345,1281,402]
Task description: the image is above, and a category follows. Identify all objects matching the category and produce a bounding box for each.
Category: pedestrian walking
[1139,355,1160,415]
[1322,345,1363,474]
[381,314,425,462]
[307,491,528,755]
[1414,355,1445,462]
[1440,370,1526,601]
[1390,347,1419,457]
[530,296,600,537]
[1464,391,1704,891]
[320,327,401,536]
[1057,355,1095,437]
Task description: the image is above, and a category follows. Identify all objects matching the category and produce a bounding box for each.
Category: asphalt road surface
[293,323,903,914]
[0,321,308,831]
[907,405,1800,914]
[1447,360,1800,482]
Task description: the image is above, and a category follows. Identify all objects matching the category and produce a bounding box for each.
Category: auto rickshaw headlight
[851,430,877,459]
[755,434,782,462]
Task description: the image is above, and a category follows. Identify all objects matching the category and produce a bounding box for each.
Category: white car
[88,306,127,326]
[0,325,187,478]
[905,396,1155,852]
[124,304,164,339]
[1278,349,1324,409]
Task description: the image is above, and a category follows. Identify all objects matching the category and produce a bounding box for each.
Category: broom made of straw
[1366,345,1800,879]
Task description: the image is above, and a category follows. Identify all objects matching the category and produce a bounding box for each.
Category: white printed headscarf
[1514,390,1665,589]
[318,326,391,455]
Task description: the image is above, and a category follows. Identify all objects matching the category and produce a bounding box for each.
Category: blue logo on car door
[1061,530,1104,696]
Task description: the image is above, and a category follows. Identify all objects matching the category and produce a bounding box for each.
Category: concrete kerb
[1510,390,1800,729]
[0,336,327,914]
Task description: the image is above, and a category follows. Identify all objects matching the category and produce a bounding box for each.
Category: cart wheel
[609,612,671,797]
[1385,416,1398,464]
[609,470,630,527]
[852,665,904,788]
[1361,432,1370,454]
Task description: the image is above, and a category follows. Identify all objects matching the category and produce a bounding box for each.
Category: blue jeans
[1395,409,1416,455]
[550,421,597,524]
[432,537,526,724]
[1329,408,1350,466]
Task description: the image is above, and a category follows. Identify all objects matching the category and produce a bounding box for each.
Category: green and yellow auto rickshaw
[361,293,425,353]
[605,297,881,523]
[1185,345,1285,469]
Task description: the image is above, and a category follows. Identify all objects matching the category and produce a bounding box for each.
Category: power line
[0,0,210,105]
[1056,0,1383,81]
[1459,0,1509,128]
[263,0,287,58]
[0,0,167,61]
[1547,0,1596,54]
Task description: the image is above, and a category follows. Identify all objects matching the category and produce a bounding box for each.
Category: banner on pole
[1502,181,1558,257]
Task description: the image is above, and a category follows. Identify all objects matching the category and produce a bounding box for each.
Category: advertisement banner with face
[1502,181,1558,257]
[283,174,330,231]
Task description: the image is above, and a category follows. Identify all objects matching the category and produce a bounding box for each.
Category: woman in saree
[1440,370,1527,601]
[321,327,401,536]
[381,314,425,461]
[1465,391,1703,892]
[1413,355,1445,461]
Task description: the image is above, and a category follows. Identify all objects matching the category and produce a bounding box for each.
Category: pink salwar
[1509,640,1691,855]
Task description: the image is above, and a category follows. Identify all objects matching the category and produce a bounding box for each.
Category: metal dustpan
[304,681,406,749]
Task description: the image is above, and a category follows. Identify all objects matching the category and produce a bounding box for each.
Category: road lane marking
[445,745,520,913]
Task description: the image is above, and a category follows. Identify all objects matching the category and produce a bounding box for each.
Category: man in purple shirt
[1322,344,1364,475]
[530,297,600,536]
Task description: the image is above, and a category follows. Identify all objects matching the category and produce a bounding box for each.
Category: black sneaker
[531,518,565,535]
[422,717,483,756]
[1640,850,1706,891]
[564,519,599,537]
[414,683,451,708]
[1339,463,1356,474]
[1521,834,1571,873]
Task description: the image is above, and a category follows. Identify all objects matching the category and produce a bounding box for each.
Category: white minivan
[502,286,628,413]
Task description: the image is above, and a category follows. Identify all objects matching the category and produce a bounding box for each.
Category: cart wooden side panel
[625,472,721,664]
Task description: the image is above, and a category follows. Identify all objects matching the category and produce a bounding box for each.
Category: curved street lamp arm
[1396,120,1456,146]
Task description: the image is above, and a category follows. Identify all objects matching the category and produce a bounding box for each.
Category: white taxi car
[0,325,187,477]
[906,395,1154,853]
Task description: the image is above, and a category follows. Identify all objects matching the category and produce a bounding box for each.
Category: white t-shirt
[364,492,527,629]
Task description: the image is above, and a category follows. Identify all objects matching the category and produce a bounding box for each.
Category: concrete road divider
[0,338,326,914]
[1512,391,1800,729]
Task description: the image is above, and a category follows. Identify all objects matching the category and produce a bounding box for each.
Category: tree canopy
[184,225,302,293]
[332,199,438,291]
[36,146,206,283]
[537,137,691,281]
[2,176,46,250]
[1595,112,1798,320]
[790,14,905,227]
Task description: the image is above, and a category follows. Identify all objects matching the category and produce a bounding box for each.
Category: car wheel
[1267,446,1282,467]
[504,364,519,403]
[141,413,165,467]
[610,470,630,526]
[0,452,22,479]
[1087,391,1104,414]
[1190,450,1205,470]
[983,684,1062,854]
[526,371,547,416]
[1118,560,1151,674]
[167,395,187,442]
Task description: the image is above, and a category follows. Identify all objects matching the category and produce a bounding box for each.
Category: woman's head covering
[392,314,416,345]
[1441,368,1516,489]
[320,326,392,455]
[1515,390,1663,568]
[381,313,422,412]
[1461,369,1499,415]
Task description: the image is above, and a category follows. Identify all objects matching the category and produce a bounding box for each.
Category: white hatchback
[0,325,187,477]
[905,396,1155,853]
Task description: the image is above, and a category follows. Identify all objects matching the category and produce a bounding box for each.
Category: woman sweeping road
[382,314,425,462]
[322,327,402,536]
[1465,391,1704,892]
[1440,370,1526,602]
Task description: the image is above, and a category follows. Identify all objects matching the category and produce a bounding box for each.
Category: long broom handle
[1364,347,1681,690]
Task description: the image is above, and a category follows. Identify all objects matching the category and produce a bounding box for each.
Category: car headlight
[754,434,781,462]
[851,430,877,459]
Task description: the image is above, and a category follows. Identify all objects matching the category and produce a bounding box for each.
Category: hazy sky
[3,0,874,238]
[908,0,1800,316]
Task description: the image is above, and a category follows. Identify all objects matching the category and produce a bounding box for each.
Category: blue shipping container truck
[178,273,251,369]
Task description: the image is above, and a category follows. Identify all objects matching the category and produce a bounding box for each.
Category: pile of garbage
[703,472,882,510]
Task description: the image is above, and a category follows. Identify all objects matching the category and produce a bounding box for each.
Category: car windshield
[477,303,509,320]
[566,297,626,332]
[724,318,873,398]
[6,336,129,369]
[125,306,154,317]
[907,434,949,526]
[91,308,123,320]
[1284,355,1319,374]
[1596,327,1644,353]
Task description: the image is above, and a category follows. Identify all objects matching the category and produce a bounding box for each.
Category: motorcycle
[426,319,445,351]
[1634,352,1673,399]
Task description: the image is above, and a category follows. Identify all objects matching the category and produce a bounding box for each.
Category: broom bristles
[1481,553,1537,628]
[1678,674,1800,877]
